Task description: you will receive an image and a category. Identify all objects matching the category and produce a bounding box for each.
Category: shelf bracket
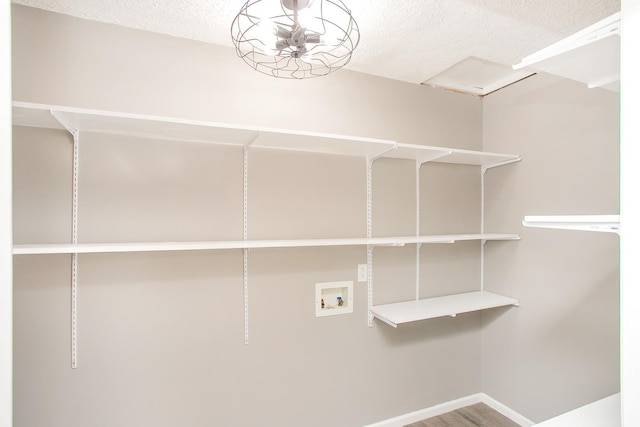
[243,131,260,149]
[367,143,397,163]
[51,109,80,369]
[416,150,452,165]
[483,157,522,171]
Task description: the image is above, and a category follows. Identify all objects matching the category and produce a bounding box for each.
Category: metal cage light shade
[231,0,359,79]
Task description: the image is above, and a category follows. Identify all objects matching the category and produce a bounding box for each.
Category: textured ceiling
[11,0,620,84]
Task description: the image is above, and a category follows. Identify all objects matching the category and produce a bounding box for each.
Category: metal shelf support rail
[480,158,521,292]
[365,145,397,327]
[414,152,451,301]
[243,145,249,345]
[416,160,421,301]
[51,110,80,369]
[242,135,259,345]
[366,159,374,327]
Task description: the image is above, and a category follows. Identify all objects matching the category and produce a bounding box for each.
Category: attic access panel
[421,56,535,97]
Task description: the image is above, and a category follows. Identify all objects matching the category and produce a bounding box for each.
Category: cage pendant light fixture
[231,0,359,79]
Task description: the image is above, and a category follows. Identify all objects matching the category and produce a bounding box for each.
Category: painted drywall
[481,73,620,422]
[11,6,491,427]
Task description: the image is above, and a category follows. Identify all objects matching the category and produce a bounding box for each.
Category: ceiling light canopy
[231,0,359,79]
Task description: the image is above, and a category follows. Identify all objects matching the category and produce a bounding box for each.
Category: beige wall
[12,6,490,427]
[482,73,620,422]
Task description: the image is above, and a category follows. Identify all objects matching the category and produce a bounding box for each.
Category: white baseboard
[364,393,534,427]
[480,393,535,427]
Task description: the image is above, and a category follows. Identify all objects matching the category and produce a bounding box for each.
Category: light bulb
[256,19,278,54]
[297,8,316,30]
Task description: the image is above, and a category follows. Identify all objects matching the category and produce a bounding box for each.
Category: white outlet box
[316,281,353,317]
[358,264,367,282]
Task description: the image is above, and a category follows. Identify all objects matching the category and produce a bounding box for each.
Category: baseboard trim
[364,393,534,427]
[480,393,535,427]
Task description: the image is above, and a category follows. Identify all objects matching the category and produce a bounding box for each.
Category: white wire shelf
[12,233,520,255]
[12,101,395,158]
[12,101,520,164]
[513,12,620,91]
[522,215,619,234]
[386,143,521,167]
[370,291,519,328]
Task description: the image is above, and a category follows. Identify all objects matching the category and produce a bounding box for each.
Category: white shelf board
[417,233,520,243]
[12,233,519,255]
[370,291,519,327]
[534,393,620,426]
[12,101,520,164]
[386,143,521,167]
[523,215,619,234]
[12,101,396,158]
[513,12,620,91]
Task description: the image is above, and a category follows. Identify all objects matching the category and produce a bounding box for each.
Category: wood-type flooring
[404,403,521,427]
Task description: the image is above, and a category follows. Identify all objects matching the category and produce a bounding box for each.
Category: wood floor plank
[404,403,521,427]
